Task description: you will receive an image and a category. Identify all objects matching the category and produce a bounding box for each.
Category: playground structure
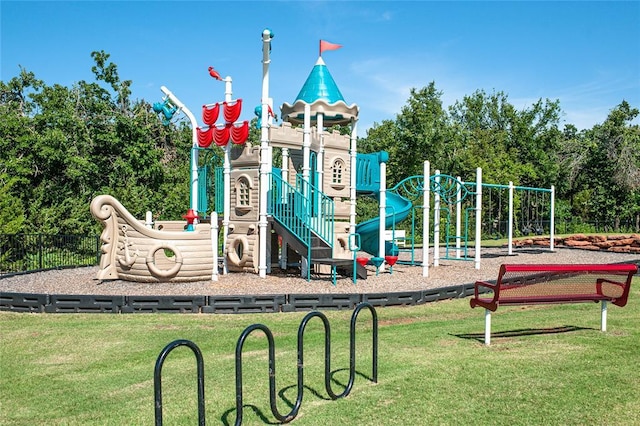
[91,29,556,284]
[92,29,401,283]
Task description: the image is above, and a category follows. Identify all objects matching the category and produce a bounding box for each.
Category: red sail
[223,99,242,123]
[230,120,249,145]
[196,126,214,148]
[213,124,230,146]
[202,104,220,126]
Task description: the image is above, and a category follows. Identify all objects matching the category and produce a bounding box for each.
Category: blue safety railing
[269,173,312,249]
[268,173,335,248]
[214,166,223,214]
[268,173,335,282]
[197,165,210,215]
[295,174,334,246]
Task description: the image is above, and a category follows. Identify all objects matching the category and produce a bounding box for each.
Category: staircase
[269,173,366,282]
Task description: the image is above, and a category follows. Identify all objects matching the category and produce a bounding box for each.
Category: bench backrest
[496,263,638,307]
[383,229,406,247]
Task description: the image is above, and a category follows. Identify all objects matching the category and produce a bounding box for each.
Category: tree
[394,84,451,182]
[448,90,563,188]
[2,50,638,238]
[0,175,25,234]
[91,50,132,113]
[0,52,194,235]
[360,83,450,186]
[581,101,640,231]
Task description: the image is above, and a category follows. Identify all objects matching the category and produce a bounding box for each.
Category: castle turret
[276,53,360,274]
[280,57,359,126]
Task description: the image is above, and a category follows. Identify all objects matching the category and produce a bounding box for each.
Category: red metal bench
[470,263,638,345]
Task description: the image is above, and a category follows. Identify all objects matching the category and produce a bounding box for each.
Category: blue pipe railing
[268,173,335,249]
[269,173,312,250]
[214,166,224,214]
[295,174,334,247]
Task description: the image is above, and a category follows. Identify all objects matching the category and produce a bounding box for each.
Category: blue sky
[2,1,639,134]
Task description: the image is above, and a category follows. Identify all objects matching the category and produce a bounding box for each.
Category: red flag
[319,40,343,56]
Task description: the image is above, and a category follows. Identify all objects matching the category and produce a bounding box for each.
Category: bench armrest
[597,278,625,287]
[596,277,633,307]
[470,280,499,311]
[474,280,497,291]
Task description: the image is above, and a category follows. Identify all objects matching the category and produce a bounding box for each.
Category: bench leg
[485,309,491,346]
[601,300,607,332]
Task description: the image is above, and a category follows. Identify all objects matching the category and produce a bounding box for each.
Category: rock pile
[512,234,640,254]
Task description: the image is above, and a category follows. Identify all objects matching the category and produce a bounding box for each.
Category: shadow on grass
[452,325,595,343]
[220,369,373,425]
[221,404,280,426]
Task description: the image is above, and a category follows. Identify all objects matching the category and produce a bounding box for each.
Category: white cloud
[379,11,393,22]
[346,53,478,133]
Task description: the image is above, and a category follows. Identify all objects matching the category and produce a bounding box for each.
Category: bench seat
[469,263,637,345]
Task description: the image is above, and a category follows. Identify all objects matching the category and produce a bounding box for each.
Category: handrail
[268,173,312,250]
[295,174,334,247]
[214,165,224,214]
[390,174,471,205]
[268,173,335,273]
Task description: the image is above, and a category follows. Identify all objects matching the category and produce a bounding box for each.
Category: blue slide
[356,191,413,257]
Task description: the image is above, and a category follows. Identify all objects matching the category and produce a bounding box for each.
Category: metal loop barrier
[234,302,378,424]
[154,339,206,426]
[153,303,377,425]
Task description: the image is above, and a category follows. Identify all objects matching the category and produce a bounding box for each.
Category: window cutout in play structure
[332,159,344,184]
[238,177,250,207]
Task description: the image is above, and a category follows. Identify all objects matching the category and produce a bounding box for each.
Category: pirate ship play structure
[91,30,411,284]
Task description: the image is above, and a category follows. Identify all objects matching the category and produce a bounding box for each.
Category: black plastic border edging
[0,284,476,314]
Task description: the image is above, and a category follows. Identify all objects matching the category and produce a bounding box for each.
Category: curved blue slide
[356,191,413,256]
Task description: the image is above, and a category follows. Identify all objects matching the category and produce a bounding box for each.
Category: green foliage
[0,176,25,234]
[360,83,639,232]
[360,83,451,186]
[448,90,563,187]
[1,53,638,236]
[565,102,640,232]
[355,194,379,223]
[0,54,191,235]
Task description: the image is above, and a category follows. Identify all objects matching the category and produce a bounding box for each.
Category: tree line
[1,52,639,236]
[360,83,640,233]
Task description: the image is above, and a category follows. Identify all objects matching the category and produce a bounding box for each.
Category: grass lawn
[1,279,639,425]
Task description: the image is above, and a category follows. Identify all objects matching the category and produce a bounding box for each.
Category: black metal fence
[0,234,100,277]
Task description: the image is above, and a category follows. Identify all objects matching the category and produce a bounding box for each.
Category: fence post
[38,234,43,270]
[95,235,101,265]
